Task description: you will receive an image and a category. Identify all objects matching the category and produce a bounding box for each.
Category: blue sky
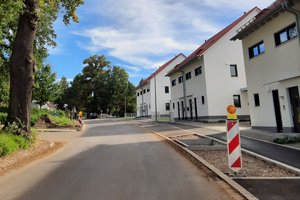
[46,0,275,85]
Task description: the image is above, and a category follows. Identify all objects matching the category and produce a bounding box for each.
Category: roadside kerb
[170,124,300,176]
[138,125,258,200]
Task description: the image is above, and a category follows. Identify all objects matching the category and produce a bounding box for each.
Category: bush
[273,136,300,144]
[49,115,73,126]
[0,112,7,125]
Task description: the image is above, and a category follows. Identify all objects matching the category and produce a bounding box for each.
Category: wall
[241,8,300,131]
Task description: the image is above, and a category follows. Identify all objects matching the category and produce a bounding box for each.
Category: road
[0,119,237,200]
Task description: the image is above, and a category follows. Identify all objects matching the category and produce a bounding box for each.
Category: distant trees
[64,55,136,117]
[33,64,59,108]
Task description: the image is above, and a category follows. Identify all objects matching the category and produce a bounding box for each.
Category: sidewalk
[171,120,300,150]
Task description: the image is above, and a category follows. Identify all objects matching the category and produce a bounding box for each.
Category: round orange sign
[227,105,236,114]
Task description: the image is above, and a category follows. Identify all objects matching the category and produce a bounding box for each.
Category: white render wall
[169,9,260,121]
[136,54,186,118]
[241,9,300,132]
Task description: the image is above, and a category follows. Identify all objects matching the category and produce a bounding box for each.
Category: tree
[33,64,59,108]
[54,76,69,110]
[6,0,84,133]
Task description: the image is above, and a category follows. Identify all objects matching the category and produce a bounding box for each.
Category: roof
[231,0,295,40]
[136,53,186,89]
[166,7,260,77]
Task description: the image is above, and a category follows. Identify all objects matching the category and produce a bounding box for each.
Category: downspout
[180,70,188,120]
[282,1,300,44]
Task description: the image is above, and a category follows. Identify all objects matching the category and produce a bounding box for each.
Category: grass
[0,112,7,125]
[273,136,300,144]
[0,129,36,157]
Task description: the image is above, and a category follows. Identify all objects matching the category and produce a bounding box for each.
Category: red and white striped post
[226,105,242,172]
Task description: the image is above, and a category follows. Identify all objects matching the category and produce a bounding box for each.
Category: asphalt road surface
[0,119,237,200]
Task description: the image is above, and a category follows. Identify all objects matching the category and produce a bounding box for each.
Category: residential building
[167,7,260,122]
[232,0,300,133]
[136,53,186,118]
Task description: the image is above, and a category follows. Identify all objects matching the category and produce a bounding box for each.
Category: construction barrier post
[226,105,242,172]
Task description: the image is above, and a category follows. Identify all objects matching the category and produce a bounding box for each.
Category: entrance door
[288,87,300,133]
[177,102,180,120]
[189,99,193,120]
[194,98,198,120]
[181,101,185,120]
[272,90,283,132]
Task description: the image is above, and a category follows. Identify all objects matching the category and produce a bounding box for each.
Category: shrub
[273,136,300,144]
[49,115,73,126]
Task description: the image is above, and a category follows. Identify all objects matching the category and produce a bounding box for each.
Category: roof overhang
[231,0,295,40]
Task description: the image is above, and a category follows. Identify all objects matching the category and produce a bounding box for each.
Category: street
[0,119,238,200]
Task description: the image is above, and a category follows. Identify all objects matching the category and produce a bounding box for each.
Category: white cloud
[75,0,275,70]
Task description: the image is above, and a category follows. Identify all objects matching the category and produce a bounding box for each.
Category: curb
[139,125,258,200]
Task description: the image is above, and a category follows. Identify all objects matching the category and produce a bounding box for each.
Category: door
[181,101,185,120]
[194,98,198,120]
[272,90,283,132]
[177,102,180,120]
[189,99,193,120]
[288,87,300,133]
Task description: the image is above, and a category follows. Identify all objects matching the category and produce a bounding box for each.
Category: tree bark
[7,0,39,133]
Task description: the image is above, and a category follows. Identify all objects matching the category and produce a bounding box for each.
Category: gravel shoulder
[0,140,63,176]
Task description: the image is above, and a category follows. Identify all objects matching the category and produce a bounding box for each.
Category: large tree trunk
[7,0,39,133]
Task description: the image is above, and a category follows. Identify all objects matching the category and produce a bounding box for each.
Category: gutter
[282,0,300,45]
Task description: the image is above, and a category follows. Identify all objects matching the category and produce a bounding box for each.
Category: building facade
[167,7,261,122]
[232,0,300,133]
[136,54,186,118]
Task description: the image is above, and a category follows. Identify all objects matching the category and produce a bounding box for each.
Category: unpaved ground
[195,150,298,177]
[0,140,63,176]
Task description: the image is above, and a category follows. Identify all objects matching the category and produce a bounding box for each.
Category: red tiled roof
[137,53,186,88]
[232,0,295,40]
[167,7,260,76]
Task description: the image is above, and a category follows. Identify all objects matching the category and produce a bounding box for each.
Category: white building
[136,53,186,118]
[232,0,300,133]
[167,7,260,122]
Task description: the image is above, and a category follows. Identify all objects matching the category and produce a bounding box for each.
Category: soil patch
[0,140,64,176]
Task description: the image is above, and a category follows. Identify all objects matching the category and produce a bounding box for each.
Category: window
[140,91,142,95]
[195,66,202,76]
[233,95,241,107]
[166,103,170,111]
[147,88,150,92]
[249,41,265,59]
[165,86,169,93]
[137,93,139,96]
[201,96,205,104]
[178,76,183,83]
[171,79,176,86]
[274,23,297,46]
[254,93,260,107]
[230,64,238,77]
[186,72,191,80]
[143,89,146,94]
[173,103,175,109]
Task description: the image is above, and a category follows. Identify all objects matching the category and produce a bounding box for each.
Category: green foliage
[0,112,7,124]
[273,136,300,144]
[49,115,73,126]
[33,64,60,108]
[65,55,136,117]
[0,128,35,157]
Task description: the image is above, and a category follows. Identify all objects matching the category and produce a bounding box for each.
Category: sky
[46,0,275,85]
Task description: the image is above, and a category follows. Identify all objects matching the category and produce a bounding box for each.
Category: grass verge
[0,130,36,157]
[273,136,300,144]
